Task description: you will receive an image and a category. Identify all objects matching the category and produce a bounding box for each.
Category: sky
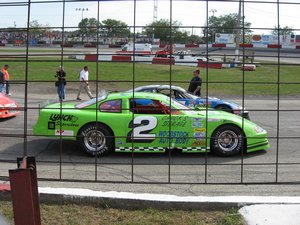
[0,0,300,35]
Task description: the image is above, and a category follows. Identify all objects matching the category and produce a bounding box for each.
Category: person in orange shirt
[1,65,10,96]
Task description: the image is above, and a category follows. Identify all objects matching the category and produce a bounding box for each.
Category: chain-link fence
[0,0,300,184]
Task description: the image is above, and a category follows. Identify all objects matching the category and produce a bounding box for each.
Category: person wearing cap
[77,66,93,100]
[1,65,10,96]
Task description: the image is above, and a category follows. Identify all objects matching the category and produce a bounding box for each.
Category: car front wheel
[211,125,244,156]
[79,123,113,156]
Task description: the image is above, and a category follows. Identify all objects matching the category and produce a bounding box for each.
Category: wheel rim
[84,129,106,152]
[217,130,239,152]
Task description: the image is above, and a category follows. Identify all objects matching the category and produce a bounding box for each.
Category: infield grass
[0,200,242,225]
[4,57,300,97]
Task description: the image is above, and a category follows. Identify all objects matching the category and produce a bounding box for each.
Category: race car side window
[130,98,166,114]
[130,98,181,115]
[99,99,122,113]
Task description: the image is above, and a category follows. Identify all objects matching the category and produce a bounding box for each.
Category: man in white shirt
[77,66,93,100]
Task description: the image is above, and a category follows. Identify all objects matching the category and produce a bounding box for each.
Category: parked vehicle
[128,85,250,119]
[0,93,20,118]
[117,42,152,55]
[34,92,268,157]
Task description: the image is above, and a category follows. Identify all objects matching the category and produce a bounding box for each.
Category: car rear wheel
[211,125,244,156]
[79,123,113,156]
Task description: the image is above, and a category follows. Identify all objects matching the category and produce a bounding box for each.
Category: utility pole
[210,9,217,43]
[153,0,158,22]
[152,0,158,43]
[76,8,89,22]
[210,9,217,17]
[234,0,242,63]
[76,8,89,43]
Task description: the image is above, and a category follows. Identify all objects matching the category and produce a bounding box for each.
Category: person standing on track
[55,66,66,101]
[77,66,93,100]
[0,70,5,93]
[1,65,11,96]
[187,69,202,97]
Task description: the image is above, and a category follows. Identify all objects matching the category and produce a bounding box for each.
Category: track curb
[2,184,300,210]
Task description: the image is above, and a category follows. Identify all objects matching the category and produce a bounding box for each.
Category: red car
[0,93,20,118]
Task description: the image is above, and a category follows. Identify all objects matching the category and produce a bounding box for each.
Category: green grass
[4,57,300,96]
[0,200,242,225]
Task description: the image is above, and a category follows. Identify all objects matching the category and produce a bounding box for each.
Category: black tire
[78,123,114,156]
[215,105,232,114]
[211,125,244,156]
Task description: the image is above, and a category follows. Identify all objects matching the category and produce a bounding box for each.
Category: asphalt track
[1,85,300,187]
[0,46,300,198]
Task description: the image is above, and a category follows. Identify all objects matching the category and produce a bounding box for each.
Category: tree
[101,19,130,43]
[143,19,188,44]
[186,34,201,44]
[78,18,101,42]
[203,13,252,43]
[272,25,294,36]
[29,20,51,38]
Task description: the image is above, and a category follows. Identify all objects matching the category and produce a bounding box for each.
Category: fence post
[9,157,41,225]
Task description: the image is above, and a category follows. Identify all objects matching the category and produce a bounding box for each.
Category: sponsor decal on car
[207,118,221,122]
[161,116,188,127]
[193,118,203,122]
[192,140,206,146]
[194,132,205,140]
[49,114,80,127]
[49,114,78,123]
[48,122,55,130]
[192,122,203,128]
[158,130,189,144]
[194,128,206,132]
[55,129,74,136]
[117,140,123,145]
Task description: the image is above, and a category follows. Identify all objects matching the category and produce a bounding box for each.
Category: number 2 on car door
[126,116,158,143]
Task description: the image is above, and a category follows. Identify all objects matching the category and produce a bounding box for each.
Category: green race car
[33,92,269,157]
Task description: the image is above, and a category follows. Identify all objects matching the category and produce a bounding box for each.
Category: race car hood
[196,96,243,110]
[195,108,267,137]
